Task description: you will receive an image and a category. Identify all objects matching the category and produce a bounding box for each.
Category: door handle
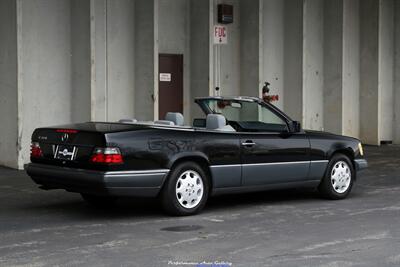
[241,141,256,147]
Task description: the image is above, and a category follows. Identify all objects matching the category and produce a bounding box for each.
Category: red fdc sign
[213,25,227,44]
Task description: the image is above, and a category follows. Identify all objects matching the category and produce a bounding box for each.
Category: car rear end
[26,122,170,197]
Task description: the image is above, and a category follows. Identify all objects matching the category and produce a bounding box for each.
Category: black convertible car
[26,96,367,215]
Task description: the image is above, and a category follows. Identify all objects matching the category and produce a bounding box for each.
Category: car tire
[161,161,209,216]
[81,193,117,207]
[318,153,355,200]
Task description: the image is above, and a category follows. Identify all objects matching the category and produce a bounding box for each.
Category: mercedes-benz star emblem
[61,133,69,142]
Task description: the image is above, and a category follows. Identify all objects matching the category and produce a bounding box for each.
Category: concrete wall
[190,0,211,119]
[360,0,379,145]
[212,0,240,96]
[395,0,400,143]
[158,0,191,122]
[106,0,135,122]
[134,0,156,121]
[378,0,394,142]
[90,0,108,121]
[19,0,73,166]
[323,0,343,134]
[71,0,91,123]
[342,0,360,138]
[2,0,400,169]
[240,0,260,99]
[0,0,18,168]
[261,0,284,108]
[303,0,324,130]
[158,0,188,54]
[321,0,360,138]
[283,0,303,122]
[90,0,136,122]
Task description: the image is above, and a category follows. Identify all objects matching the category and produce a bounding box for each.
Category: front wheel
[318,154,355,199]
[161,162,209,216]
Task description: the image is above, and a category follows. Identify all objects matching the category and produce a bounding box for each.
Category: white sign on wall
[159,73,171,82]
[213,25,227,44]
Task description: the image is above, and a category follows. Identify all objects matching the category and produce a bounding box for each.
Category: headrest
[165,112,184,126]
[206,114,226,130]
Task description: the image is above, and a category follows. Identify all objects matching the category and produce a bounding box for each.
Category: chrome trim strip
[210,164,241,168]
[25,163,169,176]
[211,160,328,168]
[310,160,329,163]
[242,161,310,167]
[105,169,170,175]
[105,173,168,177]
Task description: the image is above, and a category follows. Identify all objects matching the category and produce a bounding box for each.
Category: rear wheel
[161,162,209,216]
[81,193,117,207]
[318,153,355,199]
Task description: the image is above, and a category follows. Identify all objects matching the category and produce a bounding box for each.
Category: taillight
[90,147,124,164]
[31,142,43,158]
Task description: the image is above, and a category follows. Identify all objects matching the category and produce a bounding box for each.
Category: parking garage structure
[0,0,400,169]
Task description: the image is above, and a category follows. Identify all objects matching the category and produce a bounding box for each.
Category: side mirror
[290,121,301,133]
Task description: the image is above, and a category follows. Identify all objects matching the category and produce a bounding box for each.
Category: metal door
[158,54,183,120]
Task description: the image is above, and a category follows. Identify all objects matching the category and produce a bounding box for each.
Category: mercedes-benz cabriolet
[26,96,367,215]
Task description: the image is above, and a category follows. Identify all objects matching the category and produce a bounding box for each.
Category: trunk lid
[31,122,151,169]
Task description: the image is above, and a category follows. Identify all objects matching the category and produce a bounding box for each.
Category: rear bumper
[354,159,368,171]
[26,163,169,197]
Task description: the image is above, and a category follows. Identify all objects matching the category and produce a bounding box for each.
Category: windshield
[200,99,288,132]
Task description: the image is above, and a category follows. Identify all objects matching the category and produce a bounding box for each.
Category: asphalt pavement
[0,146,399,267]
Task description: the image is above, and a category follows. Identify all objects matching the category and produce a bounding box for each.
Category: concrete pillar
[190,0,211,119]
[322,0,360,139]
[342,0,360,138]
[89,0,140,123]
[395,1,400,143]
[90,0,141,122]
[323,0,343,134]
[71,0,91,123]
[0,0,18,169]
[90,0,108,121]
[211,0,241,97]
[283,0,303,122]
[378,0,395,143]
[106,0,136,122]
[360,0,395,145]
[134,0,157,121]
[240,0,261,98]
[260,0,284,108]
[18,0,73,166]
[302,0,324,130]
[360,0,379,145]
